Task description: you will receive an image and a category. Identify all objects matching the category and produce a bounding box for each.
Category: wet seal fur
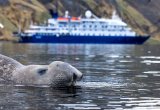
[0,54,83,87]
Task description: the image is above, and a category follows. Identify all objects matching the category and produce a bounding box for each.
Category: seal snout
[73,72,83,81]
[49,61,83,87]
[69,72,82,86]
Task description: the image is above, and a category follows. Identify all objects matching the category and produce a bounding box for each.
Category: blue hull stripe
[19,35,150,44]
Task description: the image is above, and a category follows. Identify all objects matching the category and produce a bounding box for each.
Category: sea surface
[0,42,160,110]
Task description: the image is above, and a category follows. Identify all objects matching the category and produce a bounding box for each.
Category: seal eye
[38,69,47,76]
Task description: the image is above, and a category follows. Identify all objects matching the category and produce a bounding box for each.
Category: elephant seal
[0,54,83,87]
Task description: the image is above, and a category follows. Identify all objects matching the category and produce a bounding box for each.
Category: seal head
[12,61,83,87]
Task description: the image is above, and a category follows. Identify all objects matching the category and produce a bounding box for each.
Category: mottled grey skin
[0,54,83,87]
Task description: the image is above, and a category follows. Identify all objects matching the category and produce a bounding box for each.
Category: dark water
[0,42,160,110]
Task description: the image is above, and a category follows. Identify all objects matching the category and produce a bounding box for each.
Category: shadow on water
[0,42,160,109]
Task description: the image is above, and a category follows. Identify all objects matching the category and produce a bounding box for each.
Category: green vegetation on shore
[116,0,155,35]
[0,0,160,42]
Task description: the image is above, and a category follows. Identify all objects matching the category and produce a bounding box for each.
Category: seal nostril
[73,73,77,81]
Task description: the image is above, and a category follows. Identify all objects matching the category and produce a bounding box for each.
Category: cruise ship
[18,11,150,44]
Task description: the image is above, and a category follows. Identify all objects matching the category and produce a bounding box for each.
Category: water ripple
[59,103,101,110]
[141,60,160,64]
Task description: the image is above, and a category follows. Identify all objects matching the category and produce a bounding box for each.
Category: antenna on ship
[112,10,121,21]
[65,11,69,18]
[18,19,21,35]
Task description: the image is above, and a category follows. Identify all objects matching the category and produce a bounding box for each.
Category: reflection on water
[0,42,160,109]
